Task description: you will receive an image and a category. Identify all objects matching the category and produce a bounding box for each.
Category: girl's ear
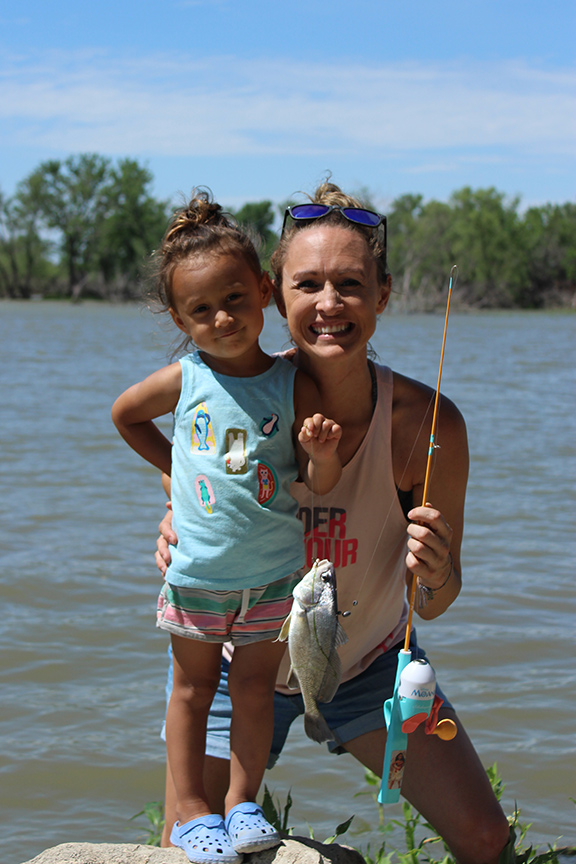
[169,306,188,334]
[377,274,392,314]
[272,280,287,319]
[260,272,274,308]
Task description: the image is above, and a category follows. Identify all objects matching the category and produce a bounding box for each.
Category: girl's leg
[167,635,223,824]
[344,708,510,864]
[162,754,230,846]
[225,638,287,814]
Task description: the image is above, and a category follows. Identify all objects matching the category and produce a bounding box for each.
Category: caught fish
[279,559,348,743]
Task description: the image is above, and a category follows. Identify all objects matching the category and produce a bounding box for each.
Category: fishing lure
[378,265,459,805]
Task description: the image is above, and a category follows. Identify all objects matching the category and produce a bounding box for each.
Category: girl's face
[169,252,272,375]
[276,225,390,365]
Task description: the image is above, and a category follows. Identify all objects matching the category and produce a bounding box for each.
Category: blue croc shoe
[170,815,242,864]
[224,802,281,854]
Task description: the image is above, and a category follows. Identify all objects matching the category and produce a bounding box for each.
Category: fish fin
[286,666,300,690]
[277,614,291,642]
[316,653,342,704]
[304,710,335,743]
[335,622,348,647]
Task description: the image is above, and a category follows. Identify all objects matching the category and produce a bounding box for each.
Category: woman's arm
[111,363,181,477]
[392,374,469,620]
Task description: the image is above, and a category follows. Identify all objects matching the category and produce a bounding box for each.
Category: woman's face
[277,225,390,364]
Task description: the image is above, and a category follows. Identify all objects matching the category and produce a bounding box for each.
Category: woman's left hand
[405,503,453,590]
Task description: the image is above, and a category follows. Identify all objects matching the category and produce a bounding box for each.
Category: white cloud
[0,50,574,160]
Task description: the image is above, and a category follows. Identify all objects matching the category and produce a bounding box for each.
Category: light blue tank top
[166,352,304,589]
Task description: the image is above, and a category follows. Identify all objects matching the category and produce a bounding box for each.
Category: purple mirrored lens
[342,208,381,226]
[291,204,330,219]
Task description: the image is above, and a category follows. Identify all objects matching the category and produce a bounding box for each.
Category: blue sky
[1,0,574,214]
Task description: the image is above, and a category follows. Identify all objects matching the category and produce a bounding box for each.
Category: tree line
[1,153,574,308]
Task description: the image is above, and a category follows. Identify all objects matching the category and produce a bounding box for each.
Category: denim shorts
[162,630,452,768]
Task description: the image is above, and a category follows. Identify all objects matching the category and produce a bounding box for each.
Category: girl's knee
[173,674,220,711]
[228,669,275,705]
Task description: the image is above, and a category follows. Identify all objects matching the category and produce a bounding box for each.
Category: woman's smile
[310,321,354,335]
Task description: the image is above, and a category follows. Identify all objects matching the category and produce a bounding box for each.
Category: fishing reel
[378,651,457,805]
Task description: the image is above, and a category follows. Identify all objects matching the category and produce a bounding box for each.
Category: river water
[0,301,574,863]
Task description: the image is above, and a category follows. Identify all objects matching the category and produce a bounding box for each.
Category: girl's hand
[155,502,176,578]
[406,503,453,590]
[298,414,342,461]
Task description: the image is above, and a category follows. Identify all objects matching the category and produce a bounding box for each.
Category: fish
[279,559,348,743]
[194,409,211,451]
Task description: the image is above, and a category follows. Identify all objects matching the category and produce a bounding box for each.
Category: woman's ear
[260,272,274,308]
[377,274,392,314]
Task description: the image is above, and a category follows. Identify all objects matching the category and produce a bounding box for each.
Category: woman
[156,182,513,863]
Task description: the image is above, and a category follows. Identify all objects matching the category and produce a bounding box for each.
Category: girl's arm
[111,363,182,477]
[293,370,342,495]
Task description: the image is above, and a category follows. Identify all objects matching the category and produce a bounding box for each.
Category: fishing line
[403,264,457,651]
[339,265,458,618]
[305,428,351,619]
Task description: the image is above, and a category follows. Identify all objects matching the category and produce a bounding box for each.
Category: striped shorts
[156,568,302,646]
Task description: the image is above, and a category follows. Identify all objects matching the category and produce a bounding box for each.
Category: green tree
[0,188,53,298]
[448,186,524,307]
[97,159,169,299]
[388,193,425,295]
[17,154,112,297]
[232,200,277,270]
[388,194,453,308]
[521,203,576,307]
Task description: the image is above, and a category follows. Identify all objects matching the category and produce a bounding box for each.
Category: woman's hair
[148,188,262,355]
[150,187,262,312]
[270,180,388,291]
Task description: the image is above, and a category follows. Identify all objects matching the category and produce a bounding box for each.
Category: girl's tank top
[167,352,303,590]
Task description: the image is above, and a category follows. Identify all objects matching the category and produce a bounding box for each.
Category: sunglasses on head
[281,203,387,238]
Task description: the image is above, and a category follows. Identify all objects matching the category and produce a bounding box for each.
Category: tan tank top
[275,363,410,693]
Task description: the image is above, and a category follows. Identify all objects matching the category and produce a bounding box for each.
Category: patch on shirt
[257,462,277,506]
[194,474,215,514]
[260,413,279,437]
[191,403,216,454]
[225,428,247,474]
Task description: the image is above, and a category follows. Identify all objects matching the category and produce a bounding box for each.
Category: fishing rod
[378,265,459,806]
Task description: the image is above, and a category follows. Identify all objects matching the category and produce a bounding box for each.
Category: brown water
[0,302,574,862]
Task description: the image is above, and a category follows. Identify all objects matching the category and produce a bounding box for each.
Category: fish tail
[304,709,334,743]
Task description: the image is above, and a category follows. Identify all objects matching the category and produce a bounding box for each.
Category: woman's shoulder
[389,369,468,490]
[390,369,467,441]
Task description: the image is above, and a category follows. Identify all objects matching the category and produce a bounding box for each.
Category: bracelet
[417,557,453,607]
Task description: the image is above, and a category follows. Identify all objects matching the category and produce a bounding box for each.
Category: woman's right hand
[155,502,176,577]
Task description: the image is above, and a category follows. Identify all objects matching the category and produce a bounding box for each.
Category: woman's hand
[406,503,461,618]
[155,502,176,577]
[406,503,452,587]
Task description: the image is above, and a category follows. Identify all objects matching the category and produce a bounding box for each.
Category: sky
[1,0,575,216]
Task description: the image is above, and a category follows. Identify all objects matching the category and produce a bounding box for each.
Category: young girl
[112,191,341,864]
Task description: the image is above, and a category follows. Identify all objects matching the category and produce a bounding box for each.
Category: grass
[130,765,575,862]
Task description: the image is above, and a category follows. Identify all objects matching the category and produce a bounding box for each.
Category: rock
[20,838,366,864]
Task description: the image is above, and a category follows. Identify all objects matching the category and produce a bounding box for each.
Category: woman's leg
[225,638,287,814]
[167,635,223,825]
[344,708,511,864]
